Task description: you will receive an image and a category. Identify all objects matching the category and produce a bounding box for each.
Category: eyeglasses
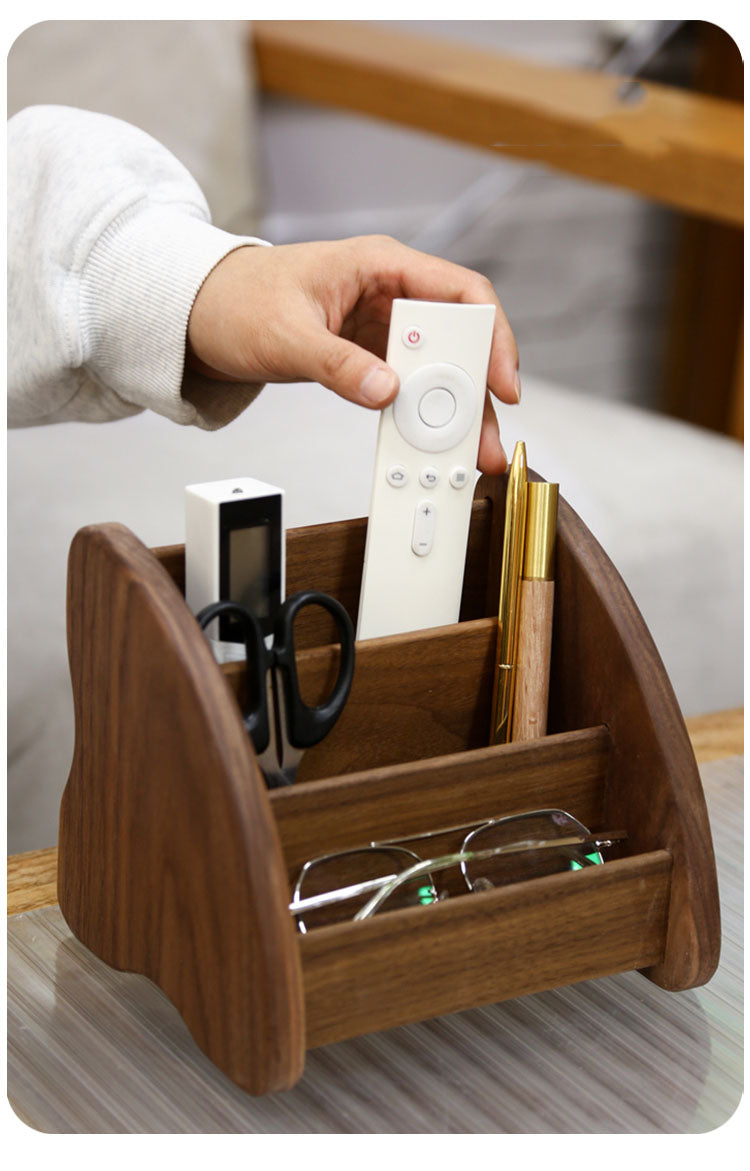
[289,808,626,933]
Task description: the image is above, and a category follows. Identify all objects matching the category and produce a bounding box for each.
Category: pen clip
[492,662,514,742]
[490,441,528,745]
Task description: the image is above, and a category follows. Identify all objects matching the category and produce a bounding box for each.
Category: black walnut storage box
[57,472,721,1095]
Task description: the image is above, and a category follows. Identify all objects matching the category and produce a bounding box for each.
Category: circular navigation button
[393,362,478,453]
[419,466,440,489]
[386,464,409,487]
[418,387,456,428]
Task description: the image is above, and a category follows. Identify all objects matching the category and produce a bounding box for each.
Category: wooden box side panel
[548,497,721,990]
[301,852,672,1049]
[58,523,305,1095]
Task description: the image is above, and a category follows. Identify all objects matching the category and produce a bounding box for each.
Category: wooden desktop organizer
[57,473,720,1096]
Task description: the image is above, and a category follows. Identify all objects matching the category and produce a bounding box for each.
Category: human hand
[187,235,520,473]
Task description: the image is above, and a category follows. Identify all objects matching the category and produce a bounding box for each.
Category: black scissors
[197,590,355,789]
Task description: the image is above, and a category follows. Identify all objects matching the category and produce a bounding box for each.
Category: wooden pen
[511,480,558,741]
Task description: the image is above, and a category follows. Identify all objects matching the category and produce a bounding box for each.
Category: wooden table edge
[7,708,743,916]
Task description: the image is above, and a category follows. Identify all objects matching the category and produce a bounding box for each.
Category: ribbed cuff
[80,202,269,428]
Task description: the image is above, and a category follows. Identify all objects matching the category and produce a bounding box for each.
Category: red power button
[402,326,424,349]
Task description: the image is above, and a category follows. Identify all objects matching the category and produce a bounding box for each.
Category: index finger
[357,236,520,406]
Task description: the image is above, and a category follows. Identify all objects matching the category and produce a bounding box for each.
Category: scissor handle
[273,590,355,750]
[195,601,271,754]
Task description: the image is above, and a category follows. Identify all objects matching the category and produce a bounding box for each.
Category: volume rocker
[412,500,437,557]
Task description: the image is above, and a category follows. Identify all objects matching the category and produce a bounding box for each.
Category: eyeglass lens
[461,810,602,892]
[294,846,438,933]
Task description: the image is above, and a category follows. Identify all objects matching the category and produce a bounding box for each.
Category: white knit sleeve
[7,104,269,429]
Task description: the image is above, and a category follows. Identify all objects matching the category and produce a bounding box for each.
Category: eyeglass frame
[289,808,626,931]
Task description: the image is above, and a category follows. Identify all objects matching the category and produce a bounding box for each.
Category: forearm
[8,106,519,472]
[7,104,266,429]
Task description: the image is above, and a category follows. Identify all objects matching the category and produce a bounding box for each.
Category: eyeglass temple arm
[355,831,628,920]
[370,813,624,850]
[289,873,401,916]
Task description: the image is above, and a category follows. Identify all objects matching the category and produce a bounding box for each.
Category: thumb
[303,331,399,409]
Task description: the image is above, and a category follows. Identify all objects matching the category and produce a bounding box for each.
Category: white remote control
[357,298,496,640]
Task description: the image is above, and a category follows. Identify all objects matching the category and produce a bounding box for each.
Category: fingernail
[361,365,399,406]
[514,370,522,403]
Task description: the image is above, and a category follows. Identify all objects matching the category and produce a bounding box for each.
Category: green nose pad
[569,851,603,871]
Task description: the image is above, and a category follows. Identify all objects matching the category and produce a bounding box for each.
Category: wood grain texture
[301,852,671,1049]
[251,20,743,225]
[233,474,717,1000]
[7,847,58,916]
[662,215,744,434]
[8,714,739,916]
[511,579,555,740]
[9,751,743,1136]
[685,707,744,763]
[11,710,739,915]
[660,22,744,438]
[224,617,498,780]
[54,467,721,1094]
[58,523,305,1095]
[547,496,721,990]
[271,725,612,876]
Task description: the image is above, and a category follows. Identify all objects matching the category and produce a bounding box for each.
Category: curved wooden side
[57,523,305,1095]
[548,496,721,990]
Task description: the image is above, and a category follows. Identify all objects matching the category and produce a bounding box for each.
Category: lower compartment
[300,851,672,1048]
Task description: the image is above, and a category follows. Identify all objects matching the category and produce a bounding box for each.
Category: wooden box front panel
[300,852,671,1049]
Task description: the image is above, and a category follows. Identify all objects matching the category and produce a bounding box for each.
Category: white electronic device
[356,299,496,640]
[185,477,284,658]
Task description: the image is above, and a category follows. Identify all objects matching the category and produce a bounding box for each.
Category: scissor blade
[259,760,297,789]
[257,711,302,786]
[268,667,307,777]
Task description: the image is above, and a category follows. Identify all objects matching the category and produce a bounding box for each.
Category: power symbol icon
[402,326,424,349]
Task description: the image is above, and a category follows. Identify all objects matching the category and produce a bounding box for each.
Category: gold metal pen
[489,441,527,744]
[511,481,558,741]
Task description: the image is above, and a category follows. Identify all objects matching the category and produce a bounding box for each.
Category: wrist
[186,240,274,379]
